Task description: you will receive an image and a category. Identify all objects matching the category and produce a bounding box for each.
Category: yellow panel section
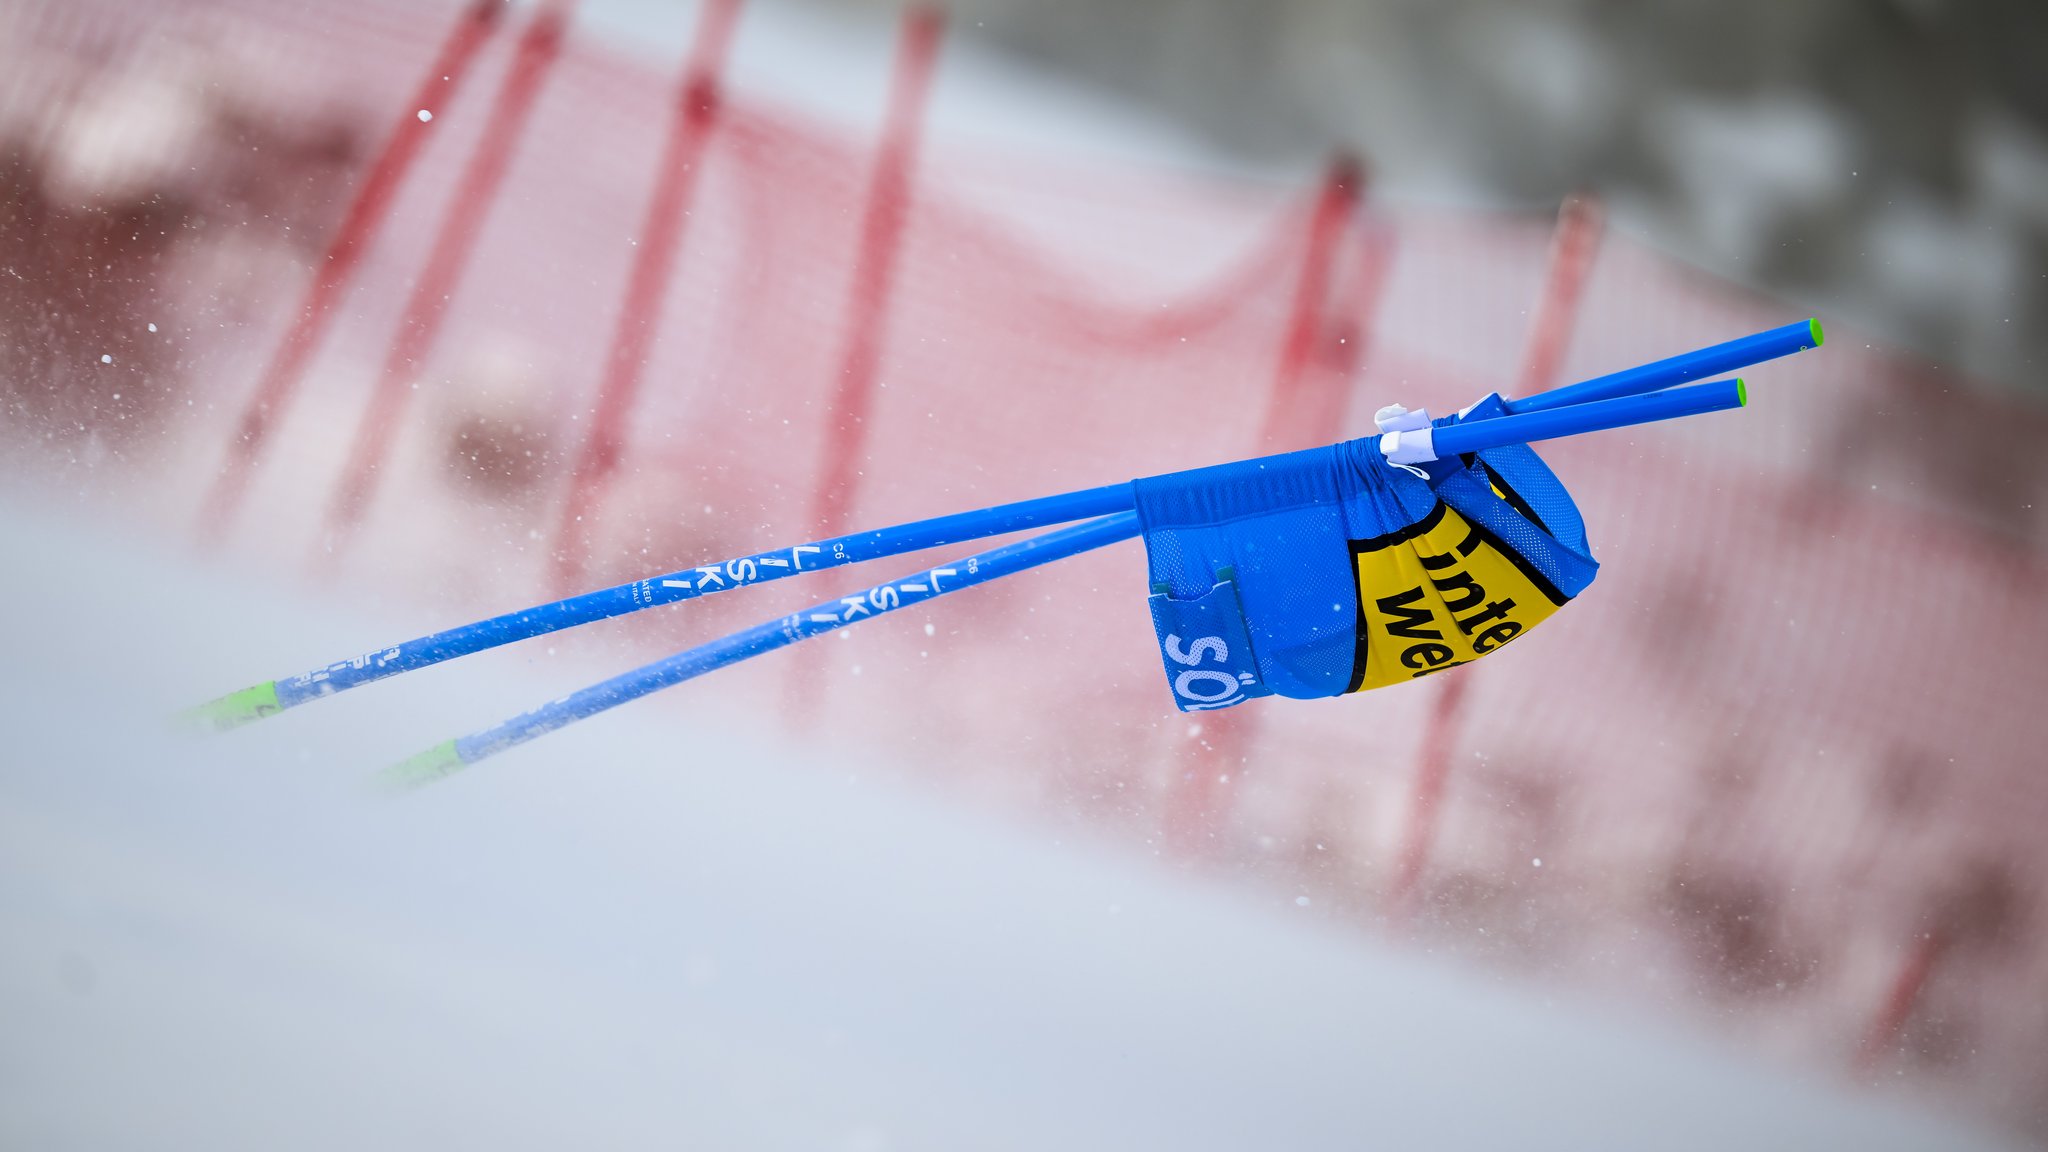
[1350,503,1568,692]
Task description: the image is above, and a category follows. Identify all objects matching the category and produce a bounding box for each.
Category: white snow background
[0,503,2015,1150]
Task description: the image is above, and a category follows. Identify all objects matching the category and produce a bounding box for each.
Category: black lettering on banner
[1473,620,1523,653]
[1374,586,1443,640]
[1428,569,1485,614]
[1454,597,1517,636]
[1346,498,1571,693]
[1400,642,1456,670]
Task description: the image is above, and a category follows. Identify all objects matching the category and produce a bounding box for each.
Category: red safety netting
[4,0,2046,1136]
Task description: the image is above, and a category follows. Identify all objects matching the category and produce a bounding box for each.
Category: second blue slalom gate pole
[381,376,1751,784]
[193,322,1809,732]
[1432,377,1746,457]
[383,511,1144,785]
[1503,318,1816,415]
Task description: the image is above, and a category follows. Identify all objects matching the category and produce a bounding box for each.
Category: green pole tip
[180,681,282,733]
[379,740,466,792]
[1807,317,1825,348]
[1736,378,1748,407]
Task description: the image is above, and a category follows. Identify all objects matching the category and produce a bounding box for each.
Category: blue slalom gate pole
[188,481,1136,730]
[1434,377,1746,457]
[377,380,1751,784]
[190,321,1798,737]
[1503,318,1817,415]
[383,511,1144,785]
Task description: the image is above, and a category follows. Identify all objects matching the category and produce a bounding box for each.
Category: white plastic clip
[1374,404,1437,478]
[1373,404,1434,434]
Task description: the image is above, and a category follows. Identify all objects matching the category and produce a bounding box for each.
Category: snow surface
[0,499,2016,1150]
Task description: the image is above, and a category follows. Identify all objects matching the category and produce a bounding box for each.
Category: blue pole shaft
[1502,318,1818,415]
[188,481,1135,730]
[384,511,1144,784]
[191,327,1792,734]
[1433,377,1746,458]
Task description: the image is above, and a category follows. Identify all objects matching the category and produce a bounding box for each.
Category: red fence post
[1514,192,1604,399]
[1164,154,1367,859]
[1324,218,1397,401]
[1857,931,1946,1073]
[1386,667,1471,920]
[195,0,505,544]
[1854,865,2015,1074]
[807,4,946,540]
[1383,195,1601,915]
[547,0,745,595]
[316,0,576,562]
[778,5,943,728]
[1257,153,1364,453]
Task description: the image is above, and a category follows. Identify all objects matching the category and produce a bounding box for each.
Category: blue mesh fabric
[1432,395,1598,599]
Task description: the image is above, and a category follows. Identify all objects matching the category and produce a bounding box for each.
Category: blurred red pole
[1317,218,1397,429]
[781,6,943,728]
[808,4,946,540]
[1166,154,1367,858]
[1256,154,1364,453]
[195,0,505,544]
[1383,195,1600,913]
[548,0,745,595]
[1857,931,1947,1072]
[1514,192,1604,399]
[1386,666,1471,919]
[317,0,576,563]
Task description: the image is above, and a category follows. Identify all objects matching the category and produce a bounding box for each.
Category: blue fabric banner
[1134,409,1598,711]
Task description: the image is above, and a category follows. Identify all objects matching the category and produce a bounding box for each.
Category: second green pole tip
[380,740,466,791]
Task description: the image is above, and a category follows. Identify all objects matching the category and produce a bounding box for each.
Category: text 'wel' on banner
[1347,474,1570,693]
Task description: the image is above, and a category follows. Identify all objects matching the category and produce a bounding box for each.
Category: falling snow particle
[417,109,433,122]
[100,354,112,364]
[147,323,158,333]
[1295,896,1311,907]
[1533,858,1543,868]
